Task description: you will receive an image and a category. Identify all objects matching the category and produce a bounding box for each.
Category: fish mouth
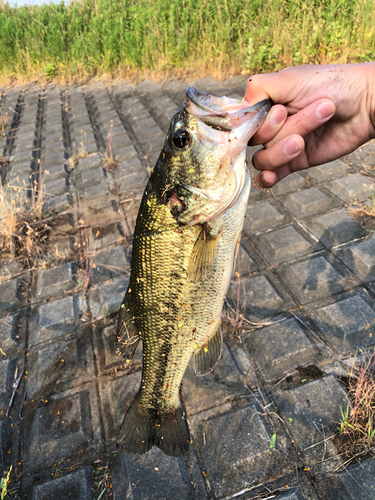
[181,87,272,225]
[186,87,272,132]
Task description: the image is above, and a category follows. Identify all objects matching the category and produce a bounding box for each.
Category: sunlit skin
[244,62,375,187]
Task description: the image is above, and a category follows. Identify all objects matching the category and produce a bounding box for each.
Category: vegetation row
[0,0,375,81]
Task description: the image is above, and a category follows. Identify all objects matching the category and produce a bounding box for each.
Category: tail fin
[117,396,190,457]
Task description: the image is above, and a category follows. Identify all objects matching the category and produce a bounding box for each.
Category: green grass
[337,352,375,459]
[0,0,375,82]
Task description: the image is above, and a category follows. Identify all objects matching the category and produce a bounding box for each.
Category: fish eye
[172,129,190,149]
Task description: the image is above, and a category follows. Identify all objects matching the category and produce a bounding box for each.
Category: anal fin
[188,225,218,280]
[194,323,223,376]
[115,292,140,362]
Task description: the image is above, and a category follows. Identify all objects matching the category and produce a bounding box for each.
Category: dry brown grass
[69,152,84,171]
[0,182,74,275]
[0,182,50,266]
[350,194,375,219]
[76,227,93,290]
[349,194,375,231]
[103,155,119,174]
[0,114,10,139]
[336,351,375,459]
[103,121,119,174]
[0,60,245,88]
[68,149,89,171]
[0,154,8,170]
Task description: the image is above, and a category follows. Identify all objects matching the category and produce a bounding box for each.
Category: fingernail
[283,138,301,156]
[316,102,335,120]
[269,107,286,125]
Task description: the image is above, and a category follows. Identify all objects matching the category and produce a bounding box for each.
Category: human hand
[245,63,375,187]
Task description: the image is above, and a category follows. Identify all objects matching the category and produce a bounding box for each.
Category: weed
[339,404,355,431]
[0,0,374,83]
[0,177,57,267]
[79,141,88,160]
[225,268,284,338]
[108,182,121,195]
[69,131,89,171]
[0,114,10,139]
[336,351,375,458]
[230,271,247,336]
[91,460,112,500]
[104,156,118,173]
[68,154,78,171]
[69,151,89,175]
[349,193,375,231]
[1,467,12,500]
[0,154,8,169]
[350,193,375,218]
[269,432,277,453]
[76,225,93,289]
[68,155,77,171]
[44,62,58,79]
[104,120,119,173]
[245,37,255,71]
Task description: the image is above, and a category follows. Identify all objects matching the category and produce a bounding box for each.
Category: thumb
[244,66,318,106]
[244,73,278,105]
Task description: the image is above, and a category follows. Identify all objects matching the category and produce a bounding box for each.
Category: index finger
[263,99,336,148]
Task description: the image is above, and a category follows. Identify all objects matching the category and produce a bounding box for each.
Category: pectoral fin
[194,323,223,376]
[188,225,218,280]
[115,292,140,362]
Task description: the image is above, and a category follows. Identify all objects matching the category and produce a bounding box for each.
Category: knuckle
[253,147,282,171]
[290,109,316,136]
[268,153,285,169]
[252,129,268,145]
[251,149,262,170]
[252,149,268,171]
[296,119,311,136]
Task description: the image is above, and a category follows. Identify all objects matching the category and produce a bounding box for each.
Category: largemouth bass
[116,87,271,457]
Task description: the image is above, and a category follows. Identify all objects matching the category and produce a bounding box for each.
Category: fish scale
[115,87,271,456]
[131,194,199,410]
[131,175,249,410]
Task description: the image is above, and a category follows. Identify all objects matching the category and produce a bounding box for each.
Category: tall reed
[0,0,374,81]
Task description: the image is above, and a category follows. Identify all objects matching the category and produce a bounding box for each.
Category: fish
[115,87,271,457]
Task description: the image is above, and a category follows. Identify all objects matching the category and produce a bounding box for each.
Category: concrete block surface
[1,78,374,500]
